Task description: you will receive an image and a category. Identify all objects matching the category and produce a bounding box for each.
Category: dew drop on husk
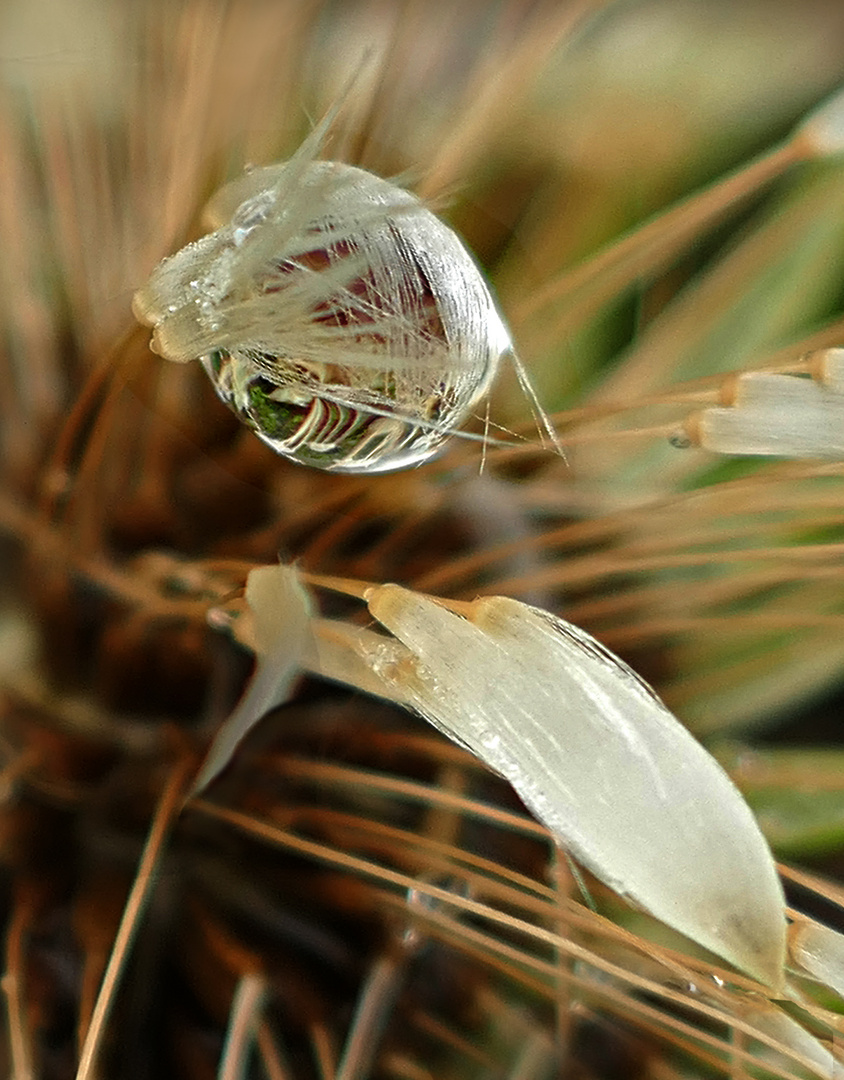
[133,160,511,473]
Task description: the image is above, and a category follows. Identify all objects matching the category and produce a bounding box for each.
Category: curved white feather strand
[191,566,312,795]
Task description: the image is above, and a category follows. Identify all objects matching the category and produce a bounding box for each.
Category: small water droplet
[669,428,692,449]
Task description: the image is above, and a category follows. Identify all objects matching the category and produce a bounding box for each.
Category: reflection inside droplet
[135,158,511,474]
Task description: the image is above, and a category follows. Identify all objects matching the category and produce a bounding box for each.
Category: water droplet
[134,159,509,473]
[669,427,692,450]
